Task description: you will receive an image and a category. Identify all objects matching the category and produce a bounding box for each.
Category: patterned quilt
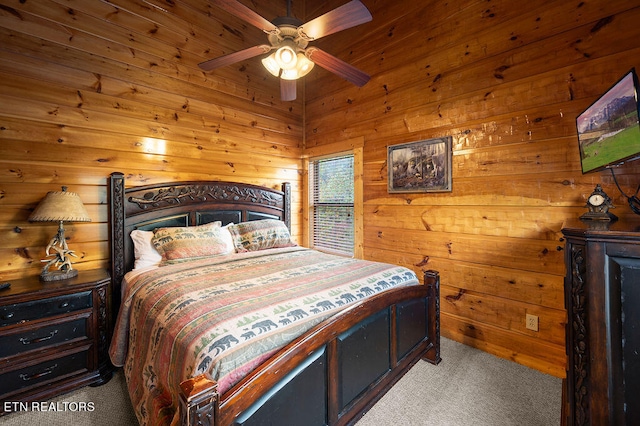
[109,247,419,426]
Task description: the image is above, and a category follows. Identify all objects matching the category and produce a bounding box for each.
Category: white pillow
[131,229,162,269]
[220,223,235,254]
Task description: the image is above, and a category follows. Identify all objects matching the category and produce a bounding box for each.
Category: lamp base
[40,269,78,282]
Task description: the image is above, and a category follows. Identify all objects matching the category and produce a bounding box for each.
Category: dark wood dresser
[562,219,640,425]
[0,269,112,411]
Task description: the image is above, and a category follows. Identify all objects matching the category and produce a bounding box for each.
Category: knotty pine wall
[2,0,640,379]
[304,0,640,378]
[0,0,304,280]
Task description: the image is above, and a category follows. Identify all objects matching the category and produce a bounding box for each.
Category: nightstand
[0,269,112,410]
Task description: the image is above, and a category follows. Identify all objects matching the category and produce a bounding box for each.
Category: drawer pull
[19,364,58,381]
[20,330,58,345]
[2,312,15,320]
[59,301,70,309]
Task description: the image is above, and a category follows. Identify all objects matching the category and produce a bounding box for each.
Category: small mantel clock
[580,184,618,222]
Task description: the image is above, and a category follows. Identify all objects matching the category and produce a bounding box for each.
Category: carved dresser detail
[562,219,640,425]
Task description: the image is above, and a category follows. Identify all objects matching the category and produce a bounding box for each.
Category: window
[309,154,354,256]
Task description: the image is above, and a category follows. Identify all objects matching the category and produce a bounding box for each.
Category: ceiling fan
[198,0,372,101]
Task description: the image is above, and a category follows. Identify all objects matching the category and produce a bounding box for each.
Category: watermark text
[4,401,95,412]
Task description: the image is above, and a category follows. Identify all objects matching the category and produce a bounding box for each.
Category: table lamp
[29,186,91,281]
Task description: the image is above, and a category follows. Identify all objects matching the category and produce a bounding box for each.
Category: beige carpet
[1,338,561,425]
[356,338,562,425]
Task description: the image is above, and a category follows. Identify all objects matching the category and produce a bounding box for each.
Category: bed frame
[108,172,441,426]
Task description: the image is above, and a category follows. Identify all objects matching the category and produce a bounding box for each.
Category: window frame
[302,137,363,258]
[309,154,355,256]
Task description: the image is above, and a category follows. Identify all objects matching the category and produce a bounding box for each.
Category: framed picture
[576,68,640,174]
[388,136,452,193]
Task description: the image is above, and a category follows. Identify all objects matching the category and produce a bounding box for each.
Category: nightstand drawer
[0,349,89,396]
[0,316,89,359]
[0,291,92,327]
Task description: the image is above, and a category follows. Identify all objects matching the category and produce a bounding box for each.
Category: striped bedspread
[109,247,419,426]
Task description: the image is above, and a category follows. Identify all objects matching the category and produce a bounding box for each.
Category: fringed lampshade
[29,186,91,281]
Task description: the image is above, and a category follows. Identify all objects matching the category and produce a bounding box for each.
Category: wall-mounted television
[577,68,640,174]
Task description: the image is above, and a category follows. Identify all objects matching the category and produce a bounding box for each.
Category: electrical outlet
[526,314,539,331]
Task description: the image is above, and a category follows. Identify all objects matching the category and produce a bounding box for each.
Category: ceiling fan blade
[306,47,370,87]
[198,45,272,71]
[299,0,372,40]
[211,0,278,33]
[281,79,297,101]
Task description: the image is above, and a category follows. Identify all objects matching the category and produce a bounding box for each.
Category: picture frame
[388,136,452,193]
[576,68,640,174]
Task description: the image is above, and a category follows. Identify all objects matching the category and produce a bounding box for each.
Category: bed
[107,172,441,426]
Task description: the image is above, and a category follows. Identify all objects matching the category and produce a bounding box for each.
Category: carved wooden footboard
[179,270,441,426]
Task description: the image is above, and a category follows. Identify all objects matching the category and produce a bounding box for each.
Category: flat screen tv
[577,68,640,174]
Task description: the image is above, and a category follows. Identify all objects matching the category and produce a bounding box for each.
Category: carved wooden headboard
[107,172,291,311]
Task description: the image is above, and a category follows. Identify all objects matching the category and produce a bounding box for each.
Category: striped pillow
[151,222,234,263]
[228,219,296,252]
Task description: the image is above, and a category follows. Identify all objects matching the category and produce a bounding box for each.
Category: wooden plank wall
[304,0,640,377]
[2,0,640,380]
[0,0,304,281]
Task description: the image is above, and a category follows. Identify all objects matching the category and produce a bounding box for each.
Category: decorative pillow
[228,219,296,252]
[131,229,162,269]
[151,222,234,263]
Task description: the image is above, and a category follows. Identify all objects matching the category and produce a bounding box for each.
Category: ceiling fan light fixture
[296,53,314,75]
[274,40,298,70]
[262,53,281,77]
[280,68,298,80]
[280,53,314,80]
